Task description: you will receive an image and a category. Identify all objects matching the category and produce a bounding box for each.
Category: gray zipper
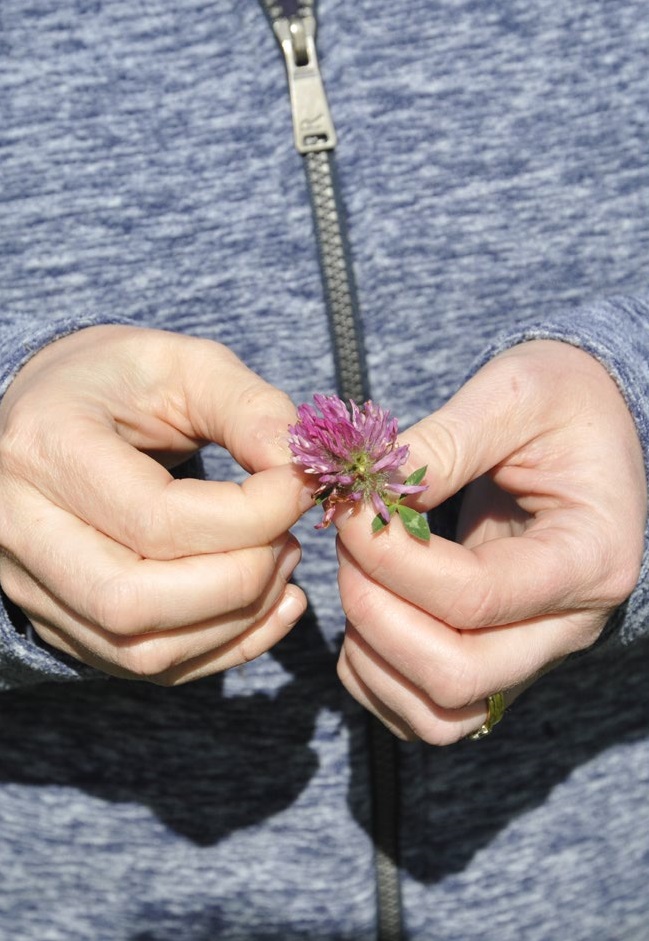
[264,6,368,401]
[259,3,404,938]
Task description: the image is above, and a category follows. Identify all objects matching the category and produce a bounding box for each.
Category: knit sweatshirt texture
[1,2,648,939]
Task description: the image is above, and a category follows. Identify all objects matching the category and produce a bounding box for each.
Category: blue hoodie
[1,1,648,938]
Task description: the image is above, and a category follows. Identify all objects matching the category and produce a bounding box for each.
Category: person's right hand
[0,325,310,684]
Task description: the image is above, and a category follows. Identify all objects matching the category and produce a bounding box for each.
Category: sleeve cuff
[0,313,135,397]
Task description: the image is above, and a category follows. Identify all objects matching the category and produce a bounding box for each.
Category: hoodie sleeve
[473,293,649,647]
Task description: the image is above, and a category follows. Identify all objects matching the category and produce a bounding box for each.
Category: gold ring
[469,691,506,740]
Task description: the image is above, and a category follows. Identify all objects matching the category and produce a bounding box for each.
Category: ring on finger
[469,691,506,740]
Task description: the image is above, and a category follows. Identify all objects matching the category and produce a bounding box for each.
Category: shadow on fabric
[0,595,647,884]
[385,632,649,884]
[0,601,339,847]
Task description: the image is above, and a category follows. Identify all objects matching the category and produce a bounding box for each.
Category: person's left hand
[335,341,647,743]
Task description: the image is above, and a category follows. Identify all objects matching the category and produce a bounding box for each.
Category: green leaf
[372,513,388,533]
[404,465,428,487]
[395,504,431,541]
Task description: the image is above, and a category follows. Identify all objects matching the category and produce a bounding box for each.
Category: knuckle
[346,540,391,590]
[404,703,469,747]
[230,549,275,612]
[226,377,292,440]
[125,501,177,561]
[426,651,480,712]
[87,574,148,635]
[196,549,275,622]
[491,346,548,405]
[236,374,293,419]
[115,638,178,682]
[339,578,378,629]
[410,415,463,488]
[249,380,288,412]
[413,719,466,747]
[338,548,395,626]
[440,568,502,630]
[234,629,261,666]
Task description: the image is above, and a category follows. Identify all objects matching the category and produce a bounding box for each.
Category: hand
[0,326,309,683]
[335,341,647,743]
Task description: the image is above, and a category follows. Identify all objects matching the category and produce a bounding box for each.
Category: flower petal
[371,491,391,524]
[387,482,428,495]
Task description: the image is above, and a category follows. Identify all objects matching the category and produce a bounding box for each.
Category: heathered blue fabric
[1,1,649,939]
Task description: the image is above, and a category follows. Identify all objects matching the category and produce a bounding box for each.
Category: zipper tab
[273,14,337,154]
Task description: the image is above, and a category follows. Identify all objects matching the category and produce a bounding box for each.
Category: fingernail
[277,589,305,625]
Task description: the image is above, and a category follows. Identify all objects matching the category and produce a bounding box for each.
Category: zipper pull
[273,14,337,154]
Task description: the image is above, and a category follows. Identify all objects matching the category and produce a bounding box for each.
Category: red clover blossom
[288,394,430,540]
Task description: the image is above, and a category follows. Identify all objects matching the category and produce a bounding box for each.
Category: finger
[334,343,644,629]
[5,456,311,561]
[0,328,311,559]
[337,550,605,711]
[159,332,300,473]
[336,498,627,629]
[7,327,299,474]
[1,497,303,635]
[338,626,487,745]
[161,585,306,683]
[399,341,620,507]
[26,583,307,684]
[337,642,416,740]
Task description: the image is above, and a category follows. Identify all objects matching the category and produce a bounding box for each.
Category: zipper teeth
[304,150,368,401]
[259,2,404,937]
[369,717,404,941]
[305,148,405,941]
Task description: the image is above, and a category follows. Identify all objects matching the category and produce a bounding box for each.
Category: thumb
[171,337,298,474]
[400,342,583,507]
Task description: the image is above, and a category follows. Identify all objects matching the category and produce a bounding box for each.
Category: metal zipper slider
[273,14,337,154]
